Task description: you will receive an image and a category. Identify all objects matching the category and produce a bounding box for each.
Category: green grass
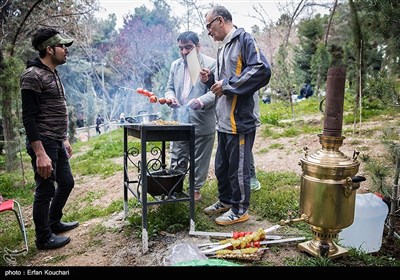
[269,143,284,150]
[69,129,168,178]
[261,92,397,132]
[285,255,337,266]
[259,95,321,124]
[251,171,301,222]
[259,97,323,139]
[127,203,190,238]
[0,172,35,205]
[65,199,124,222]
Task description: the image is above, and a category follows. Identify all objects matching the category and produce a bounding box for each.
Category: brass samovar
[282,66,365,258]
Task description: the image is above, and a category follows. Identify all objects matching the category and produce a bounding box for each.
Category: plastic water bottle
[338,193,389,253]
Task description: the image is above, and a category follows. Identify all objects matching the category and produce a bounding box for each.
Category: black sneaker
[36,234,70,250]
[50,221,79,234]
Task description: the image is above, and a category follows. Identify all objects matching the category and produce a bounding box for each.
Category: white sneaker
[215,209,250,226]
[203,201,231,215]
[250,177,261,191]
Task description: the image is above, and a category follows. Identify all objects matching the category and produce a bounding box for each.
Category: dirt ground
[21,117,399,267]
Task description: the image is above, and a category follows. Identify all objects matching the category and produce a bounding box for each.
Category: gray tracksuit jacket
[205,28,271,135]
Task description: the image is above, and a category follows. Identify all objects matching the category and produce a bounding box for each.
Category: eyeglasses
[206,16,220,30]
[178,44,195,51]
[53,44,67,49]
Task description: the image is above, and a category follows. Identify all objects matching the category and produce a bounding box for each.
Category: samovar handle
[352,150,360,161]
[344,176,366,197]
[303,146,309,157]
[319,97,326,114]
[351,175,366,183]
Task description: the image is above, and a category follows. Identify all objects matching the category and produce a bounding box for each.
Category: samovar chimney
[281,64,366,259]
[323,67,346,137]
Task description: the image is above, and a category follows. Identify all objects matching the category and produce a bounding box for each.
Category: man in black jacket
[96,114,104,134]
[20,27,79,250]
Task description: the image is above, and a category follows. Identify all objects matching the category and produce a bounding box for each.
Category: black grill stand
[123,123,195,253]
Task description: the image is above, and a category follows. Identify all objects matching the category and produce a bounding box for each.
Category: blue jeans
[27,137,75,243]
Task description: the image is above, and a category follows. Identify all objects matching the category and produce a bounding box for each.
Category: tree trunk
[0,0,44,172]
[388,157,399,239]
[0,50,19,171]
[349,0,365,135]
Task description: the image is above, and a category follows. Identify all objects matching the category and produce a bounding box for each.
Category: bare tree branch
[324,0,338,46]
[10,0,44,56]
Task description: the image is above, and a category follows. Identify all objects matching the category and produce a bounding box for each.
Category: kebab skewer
[199,225,279,254]
[191,226,280,240]
[136,87,173,105]
[201,237,306,255]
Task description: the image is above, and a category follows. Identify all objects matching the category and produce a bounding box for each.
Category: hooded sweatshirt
[20,57,68,142]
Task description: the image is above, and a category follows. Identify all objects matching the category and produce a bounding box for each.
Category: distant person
[96,114,104,134]
[165,31,217,201]
[261,87,272,104]
[20,27,79,250]
[261,95,271,104]
[299,81,313,99]
[76,118,84,128]
[200,5,271,225]
[305,83,313,98]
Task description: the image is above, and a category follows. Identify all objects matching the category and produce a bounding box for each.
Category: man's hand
[31,140,53,179]
[210,80,224,97]
[166,97,180,108]
[36,153,53,179]
[188,98,204,110]
[64,139,72,158]
[199,68,211,83]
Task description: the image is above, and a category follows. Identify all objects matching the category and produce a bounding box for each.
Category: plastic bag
[163,243,207,266]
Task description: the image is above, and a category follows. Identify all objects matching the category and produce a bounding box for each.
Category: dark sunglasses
[53,44,67,49]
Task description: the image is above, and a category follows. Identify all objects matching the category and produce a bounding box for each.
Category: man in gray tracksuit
[165,31,217,201]
[200,5,271,225]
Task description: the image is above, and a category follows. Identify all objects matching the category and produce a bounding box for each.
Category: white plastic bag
[163,243,207,266]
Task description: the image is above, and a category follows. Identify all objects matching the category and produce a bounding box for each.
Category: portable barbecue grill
[122,122,196,253]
